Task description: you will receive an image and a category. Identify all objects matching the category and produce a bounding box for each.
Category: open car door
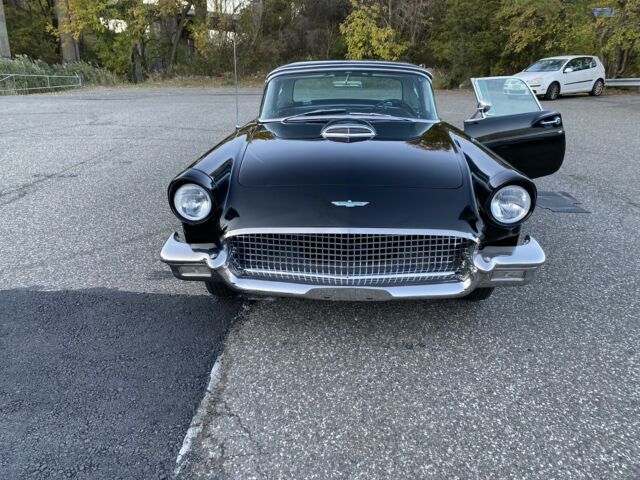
[463,77,565,178]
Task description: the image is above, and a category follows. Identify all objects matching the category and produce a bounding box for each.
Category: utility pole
[0,0,11,59]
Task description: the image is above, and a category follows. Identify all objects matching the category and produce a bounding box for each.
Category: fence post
[12,74,16,94]
[47,75,51,89]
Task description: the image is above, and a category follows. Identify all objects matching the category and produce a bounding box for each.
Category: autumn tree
[592,0,640,77]
[340,1,407,60]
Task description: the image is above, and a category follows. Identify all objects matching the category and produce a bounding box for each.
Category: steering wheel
[372,98,418,117]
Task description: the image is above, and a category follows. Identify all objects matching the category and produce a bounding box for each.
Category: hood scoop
[321,122,376,143]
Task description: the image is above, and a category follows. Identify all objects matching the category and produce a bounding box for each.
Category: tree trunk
[194,0,206,24]
[0,0,11,58]
[55,0,80,62]
[168,1,192,70]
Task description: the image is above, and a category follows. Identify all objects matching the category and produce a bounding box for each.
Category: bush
[429,68,460,90]
[0,57,121,93]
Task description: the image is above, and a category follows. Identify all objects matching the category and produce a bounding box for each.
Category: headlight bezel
[172,183,213,223]
[488,184,533,225]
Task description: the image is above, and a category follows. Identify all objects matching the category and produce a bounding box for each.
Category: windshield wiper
[349,112,414,121]
[282,109,348,123]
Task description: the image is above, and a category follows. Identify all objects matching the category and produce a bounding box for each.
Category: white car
[515,55,606,100]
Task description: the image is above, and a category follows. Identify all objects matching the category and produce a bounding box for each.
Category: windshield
[260,70,437,121]
[525,59,566,72]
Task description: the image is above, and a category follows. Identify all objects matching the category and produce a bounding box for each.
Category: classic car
[161,61,565,301]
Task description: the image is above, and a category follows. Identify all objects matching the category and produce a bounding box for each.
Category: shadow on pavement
[0,288,241,480]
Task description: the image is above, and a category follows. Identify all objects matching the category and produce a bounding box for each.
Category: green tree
[497,0,595,71]
[3,0,60,63]
[340,1,408,60]
[592,0,640,77]
[430,0,506,85]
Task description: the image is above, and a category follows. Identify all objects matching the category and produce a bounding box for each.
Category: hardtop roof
[266,60,433,81]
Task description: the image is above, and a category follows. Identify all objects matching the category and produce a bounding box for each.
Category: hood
[514,71,551,81]
[238,122,463,189]
[218,121,482,236]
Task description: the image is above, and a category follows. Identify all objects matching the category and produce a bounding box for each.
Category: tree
[592,0,640,77]
[340,1,407,60]
[430,0,506,85]
[3,0,60,63]
[0,0,11,58]
[55,0,80,61]
[497,0,595,71]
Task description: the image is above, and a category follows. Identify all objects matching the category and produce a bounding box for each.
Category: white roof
[540,55,593,61]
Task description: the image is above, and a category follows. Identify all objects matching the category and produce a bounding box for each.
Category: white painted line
[174,354,224,476]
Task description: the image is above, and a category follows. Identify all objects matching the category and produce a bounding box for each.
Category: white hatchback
[515,56,606,100]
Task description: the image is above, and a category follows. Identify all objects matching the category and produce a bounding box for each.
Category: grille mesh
[227,233,472,286]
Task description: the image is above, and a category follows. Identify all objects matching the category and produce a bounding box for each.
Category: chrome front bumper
[160,233,545,300]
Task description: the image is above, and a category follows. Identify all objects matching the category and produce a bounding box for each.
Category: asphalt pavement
[180,92,640,479]
[1,87,639,479]
[0,87,259,479]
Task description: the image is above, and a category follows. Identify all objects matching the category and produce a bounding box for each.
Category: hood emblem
[332,200,370,208]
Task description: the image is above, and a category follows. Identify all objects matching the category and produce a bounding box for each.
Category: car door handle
[539,117,561,127]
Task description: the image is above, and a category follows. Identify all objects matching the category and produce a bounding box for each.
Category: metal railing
[0,73,82,94]
[606,78,640,88]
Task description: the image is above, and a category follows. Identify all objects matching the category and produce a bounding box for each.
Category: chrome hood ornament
[332,200,370,208]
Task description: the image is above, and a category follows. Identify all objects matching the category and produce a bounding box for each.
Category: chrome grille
[227,233,473,286]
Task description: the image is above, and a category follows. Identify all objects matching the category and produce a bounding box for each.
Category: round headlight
[173,184,212,221]
[490,185,532,224]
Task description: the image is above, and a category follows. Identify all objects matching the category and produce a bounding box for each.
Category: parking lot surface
[1,88,639,479]
[0,88,258,479]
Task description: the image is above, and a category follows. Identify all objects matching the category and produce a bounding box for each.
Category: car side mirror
[563,67,574,73]
[477,101,492,115]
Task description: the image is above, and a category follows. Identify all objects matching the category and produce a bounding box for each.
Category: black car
[161,61,565,301]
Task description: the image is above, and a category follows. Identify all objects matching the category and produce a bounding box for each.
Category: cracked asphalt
[2,87,639,479]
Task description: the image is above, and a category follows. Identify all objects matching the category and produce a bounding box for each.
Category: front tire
[544,82,560,101]
[590,79,604,96]
[205,280,237,298]
[463,288,494,301]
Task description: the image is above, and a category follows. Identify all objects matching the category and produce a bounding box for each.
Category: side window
[590,58,597,68]
[471,77,541,117]
[566,59,581,71]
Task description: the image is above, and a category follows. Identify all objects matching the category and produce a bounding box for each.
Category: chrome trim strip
[266,65,433,82]
[240,268,458,282]
[322,132,377,138]
[260,116,436,124]
[222,227,480,243]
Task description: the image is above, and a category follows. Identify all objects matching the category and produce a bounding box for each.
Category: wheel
[589,79,604,96]
[463,288,494,301]
[544,82,560,101]
[205,280,237,298]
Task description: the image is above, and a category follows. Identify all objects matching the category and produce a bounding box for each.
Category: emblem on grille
[332,200,370,208]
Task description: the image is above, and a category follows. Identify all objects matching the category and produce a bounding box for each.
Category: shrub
[0,57,120,93]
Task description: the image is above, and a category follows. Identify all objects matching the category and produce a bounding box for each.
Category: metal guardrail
[605,78,640,88]
[0,73,82,94]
